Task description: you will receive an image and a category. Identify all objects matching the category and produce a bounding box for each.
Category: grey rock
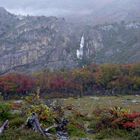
[0,8,140,74]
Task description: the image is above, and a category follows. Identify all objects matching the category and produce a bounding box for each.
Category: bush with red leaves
[0,73,36,96]
[124,113,140,120]
[113,112,140,130]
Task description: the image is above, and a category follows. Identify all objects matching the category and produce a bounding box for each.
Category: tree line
[0,63,140,99]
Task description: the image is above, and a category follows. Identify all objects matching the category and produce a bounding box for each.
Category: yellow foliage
[110,106,130,117]
[27,104,52,121]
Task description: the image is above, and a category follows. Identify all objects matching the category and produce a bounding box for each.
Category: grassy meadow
[63,95,140,113]
[0,95,140,140]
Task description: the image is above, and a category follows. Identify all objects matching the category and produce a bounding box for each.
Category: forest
[0,63,140,99]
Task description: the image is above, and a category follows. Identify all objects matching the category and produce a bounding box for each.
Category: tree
[95,64,121,89]
[0,73,35,99]
[72,68,94,97]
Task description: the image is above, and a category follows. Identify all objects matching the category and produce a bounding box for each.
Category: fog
[0,0,114,16]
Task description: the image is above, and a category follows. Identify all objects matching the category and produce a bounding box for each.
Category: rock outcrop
[0,8,140,74]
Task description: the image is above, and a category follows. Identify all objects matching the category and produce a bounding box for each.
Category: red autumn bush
[112,112,140,130]
[92,107,140,131]
[123,122,139,129]
[124,113,140,120]
[0,73,36,99]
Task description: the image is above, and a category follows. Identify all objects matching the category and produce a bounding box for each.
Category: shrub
[92,107,140,131]
[0,129,49,140]
[92,108,114,131]
[95,128,130,140]
[113,112,140,130]
[67,124,86,137]
[131,128,140,140]
[26,104,53,122]
[110,106,130,117]
[10,117,25,128]
[0,103,12,121]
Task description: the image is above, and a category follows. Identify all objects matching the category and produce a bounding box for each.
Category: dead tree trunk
[27,113,45,136]
[26,113,69,139]
[26,113,58,139]
[0,120,9,135]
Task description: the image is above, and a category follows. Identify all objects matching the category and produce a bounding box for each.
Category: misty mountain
[93,0,140,23]
[0,7,140,74]
[0,7,19,36]
[67,0,140,25]
[1,0,140,25]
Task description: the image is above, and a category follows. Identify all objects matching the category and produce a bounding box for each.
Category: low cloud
[0,0,114,16]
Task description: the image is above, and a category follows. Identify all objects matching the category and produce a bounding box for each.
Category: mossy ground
[0,95,140,140]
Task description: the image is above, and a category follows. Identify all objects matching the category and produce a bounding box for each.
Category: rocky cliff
[0,8,140,74]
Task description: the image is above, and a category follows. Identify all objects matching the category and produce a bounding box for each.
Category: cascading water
[77,35,85,60]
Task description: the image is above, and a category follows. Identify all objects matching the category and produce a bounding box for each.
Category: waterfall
[77,35,85,59]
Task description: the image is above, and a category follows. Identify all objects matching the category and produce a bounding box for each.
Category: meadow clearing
[0,95,140,140]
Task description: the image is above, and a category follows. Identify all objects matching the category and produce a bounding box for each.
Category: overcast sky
[0,0,114,16]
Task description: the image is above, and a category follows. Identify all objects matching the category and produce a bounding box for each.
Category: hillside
[0,8,140,74]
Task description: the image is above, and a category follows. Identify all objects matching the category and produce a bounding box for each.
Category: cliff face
[0,8,140,74]
[0,13,78,73]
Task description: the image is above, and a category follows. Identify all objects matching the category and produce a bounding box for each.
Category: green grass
[0,95,140,140]
[0,129,49,140]
[63,95,140,114]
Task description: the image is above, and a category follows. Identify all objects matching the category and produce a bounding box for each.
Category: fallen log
[44,124,57,133]
[26,113,56,139]
[0,120,9,135]
[26,113,69,140]
[26,113,46,136]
